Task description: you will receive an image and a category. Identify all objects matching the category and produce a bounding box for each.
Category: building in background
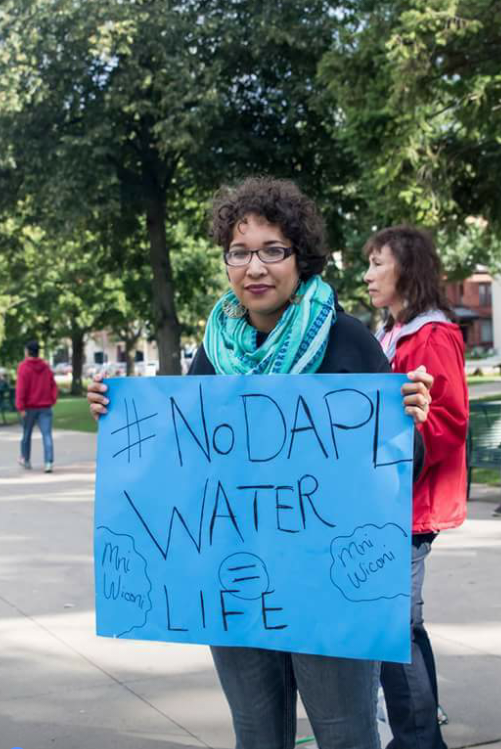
[445,268,494,353]
[84,330,159,374]
[491,278,501,355]
[50,331,159,377]
[50,328,199,378]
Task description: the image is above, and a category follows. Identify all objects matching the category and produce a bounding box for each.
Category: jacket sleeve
[397,329,468,468]
[15,364,28,411]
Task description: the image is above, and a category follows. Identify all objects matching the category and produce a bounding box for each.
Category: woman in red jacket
[364,226,468,749]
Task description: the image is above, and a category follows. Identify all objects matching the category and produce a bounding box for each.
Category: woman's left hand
[402,365,433,426]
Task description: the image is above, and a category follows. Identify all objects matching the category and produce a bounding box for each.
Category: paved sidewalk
[469,381,501,400]
[0,424,500,749]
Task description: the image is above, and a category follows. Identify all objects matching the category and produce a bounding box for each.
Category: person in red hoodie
[364,226,468,749]
[16,340,58,472]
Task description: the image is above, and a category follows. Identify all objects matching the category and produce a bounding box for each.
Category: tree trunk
[146,189,181,375]
[70,327,85,395]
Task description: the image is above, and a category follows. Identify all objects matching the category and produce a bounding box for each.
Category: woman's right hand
[87,373,109,420]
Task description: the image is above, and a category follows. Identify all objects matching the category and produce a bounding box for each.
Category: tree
[0,245,20,349]
[0,213,133,392]
[0,0,352,373]
[318,0,501,274]
[0,202,226,384]
[0,294,16,350]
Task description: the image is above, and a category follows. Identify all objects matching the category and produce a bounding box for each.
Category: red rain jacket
[15,357,58,411]
[391,322,468,533]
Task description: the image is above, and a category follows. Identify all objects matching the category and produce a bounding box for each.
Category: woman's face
[364,244,404,318]
[227,213,300,332]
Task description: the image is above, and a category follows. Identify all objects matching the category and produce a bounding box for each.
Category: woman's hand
[402,365,433,426]
[87,373,109,421]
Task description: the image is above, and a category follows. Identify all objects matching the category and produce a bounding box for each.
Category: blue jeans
[211,646,381,749]
[21,408,54,464]
[381,534,447,749]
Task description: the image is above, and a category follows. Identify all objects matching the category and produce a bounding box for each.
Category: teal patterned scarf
[203,275,335,375]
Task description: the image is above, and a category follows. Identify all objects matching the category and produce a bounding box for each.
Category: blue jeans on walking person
[21,408,54,464]
[381,534,447,749]
[211,646,381,749]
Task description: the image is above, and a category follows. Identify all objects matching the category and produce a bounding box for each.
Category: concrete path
[469,381,501,400]
[0,424,500,749]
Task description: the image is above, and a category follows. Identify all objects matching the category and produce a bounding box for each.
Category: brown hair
[363,225,453,329]
[210,177,330,280]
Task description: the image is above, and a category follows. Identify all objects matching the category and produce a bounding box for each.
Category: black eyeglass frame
[223,245,295,267]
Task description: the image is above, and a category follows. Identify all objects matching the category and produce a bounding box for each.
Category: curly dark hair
[210,177,329,280]
[363,225,454,328]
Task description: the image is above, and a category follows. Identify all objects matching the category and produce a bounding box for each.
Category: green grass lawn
[1,397,96,432]
[0,395,97,432]
[467,375,501,385]
[471,467,500,487]
[53,396,97,433]
[0,409,19,426]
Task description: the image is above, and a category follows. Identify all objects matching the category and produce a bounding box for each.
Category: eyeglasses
[224,246,294,267]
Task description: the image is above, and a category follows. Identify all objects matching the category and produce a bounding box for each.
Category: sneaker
[18,457,32,469]
[492,504,501,518]
[44,462,53,473]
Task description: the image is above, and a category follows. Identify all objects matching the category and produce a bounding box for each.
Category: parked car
[83,363,99,378]
[98,362,127,377]
[52,362,72,375]
[113,362,127,377]
[134,360,159,377]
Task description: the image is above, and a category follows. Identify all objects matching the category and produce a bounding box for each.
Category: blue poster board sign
[94,374,413,663]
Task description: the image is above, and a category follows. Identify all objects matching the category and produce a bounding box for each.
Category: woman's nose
[246,253,267,274]
[363,267,372,283]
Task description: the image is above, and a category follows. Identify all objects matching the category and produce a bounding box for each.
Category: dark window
[479,283,492,306]
[480,319,493,343]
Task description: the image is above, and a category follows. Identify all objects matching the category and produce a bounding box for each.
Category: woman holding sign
[89,178,432,749]
[364,226,468,749]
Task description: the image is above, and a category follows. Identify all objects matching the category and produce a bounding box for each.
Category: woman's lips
[245,285,273,295]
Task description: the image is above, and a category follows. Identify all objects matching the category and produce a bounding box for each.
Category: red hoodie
[15,357,58,411]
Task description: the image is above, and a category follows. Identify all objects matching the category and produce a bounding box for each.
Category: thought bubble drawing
[330,523,409,602]
[95,526,152,636]
[219,552,270,600]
